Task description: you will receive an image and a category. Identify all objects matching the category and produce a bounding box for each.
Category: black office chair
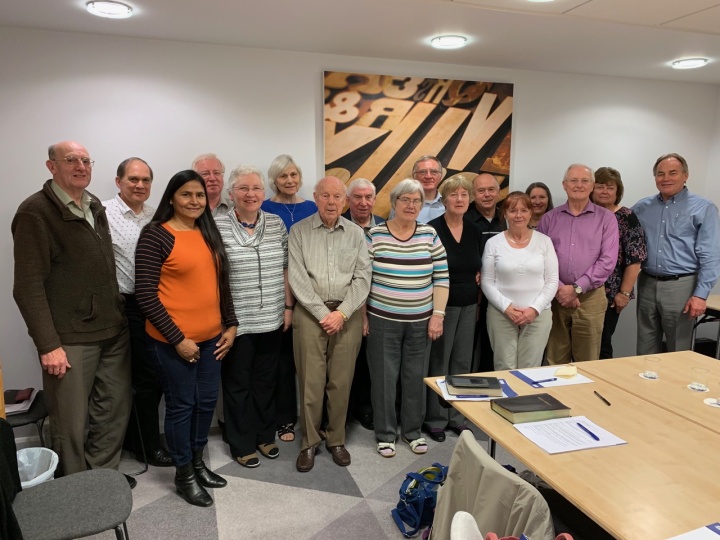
[0,418,133,540]
[6,390,48,447]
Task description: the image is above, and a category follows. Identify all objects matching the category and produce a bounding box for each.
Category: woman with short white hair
[365,179,449,458]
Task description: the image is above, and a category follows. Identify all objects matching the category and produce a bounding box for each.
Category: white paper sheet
[514,416,626,454]
[512,366,594,387]
[434,378,516,401]
[667,523,720,540]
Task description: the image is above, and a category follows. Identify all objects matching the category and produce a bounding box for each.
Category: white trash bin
[16,447,59,489]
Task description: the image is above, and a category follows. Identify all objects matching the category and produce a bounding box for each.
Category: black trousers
[275,328,298,427]
[473,297,495,372]
[599,300,621,359]
[122,293,164,453]
[222,328,282,458]
[349,336,372,418]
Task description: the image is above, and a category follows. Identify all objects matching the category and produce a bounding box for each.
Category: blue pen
[532,377,557,385]
[577,422,600,441]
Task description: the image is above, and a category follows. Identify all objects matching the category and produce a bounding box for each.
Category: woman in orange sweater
[136,170,238,507]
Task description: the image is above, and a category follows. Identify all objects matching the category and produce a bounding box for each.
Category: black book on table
[491,393,571,424]
[445,375,502,396]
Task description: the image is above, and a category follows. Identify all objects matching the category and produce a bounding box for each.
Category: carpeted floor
[85,422,511,540]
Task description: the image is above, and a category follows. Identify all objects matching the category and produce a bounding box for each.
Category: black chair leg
[36,418,46,447]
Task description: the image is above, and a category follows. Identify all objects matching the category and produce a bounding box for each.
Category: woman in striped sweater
[216,164,292,468]
[365,179,449,458]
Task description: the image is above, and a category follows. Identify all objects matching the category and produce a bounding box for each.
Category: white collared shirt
[102,194,155,294]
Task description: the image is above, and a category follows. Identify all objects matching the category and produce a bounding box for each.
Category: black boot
[175,462,213,507]
[192,448,227,488]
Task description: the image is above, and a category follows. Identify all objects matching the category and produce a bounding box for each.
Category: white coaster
[639,373,659,380]
[703,398,720,408]
[687,384,709,392]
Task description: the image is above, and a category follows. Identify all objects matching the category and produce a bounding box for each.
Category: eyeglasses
[414,169,441,177]
[233,186,265,194]
[397,197,423,207]
[566,178,592,185]
[56,156,95,167]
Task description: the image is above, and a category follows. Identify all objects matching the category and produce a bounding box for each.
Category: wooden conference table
[425,354,720,540]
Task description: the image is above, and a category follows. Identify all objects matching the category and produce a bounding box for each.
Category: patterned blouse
[605,206,647,299]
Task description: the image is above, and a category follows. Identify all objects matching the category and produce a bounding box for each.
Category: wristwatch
[572,283,582,295]
[619,290,631,297]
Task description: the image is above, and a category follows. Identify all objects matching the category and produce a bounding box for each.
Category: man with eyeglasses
[537,164,618,363]
[632,153,720,354]
[390,155,446,223]
[341,178,385,431]
[465,172,504,371]
[12,141,132,482]
[102,158,173,470]
[191,153,232,217]
[288,176,371,472]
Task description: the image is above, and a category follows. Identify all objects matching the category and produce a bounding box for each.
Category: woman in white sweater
[481,192,559,370]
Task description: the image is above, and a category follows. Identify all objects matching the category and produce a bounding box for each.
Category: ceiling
[2,0,720,84]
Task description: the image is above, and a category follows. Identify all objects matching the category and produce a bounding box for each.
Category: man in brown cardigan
[12,141,132,482]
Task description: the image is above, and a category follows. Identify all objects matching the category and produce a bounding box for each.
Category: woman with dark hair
[260,154,317,443]
[525,182,554,229]
[136,170,238,507]
[482,192,558,370]
[590,167,647,359]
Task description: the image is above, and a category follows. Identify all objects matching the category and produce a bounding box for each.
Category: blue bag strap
[391,493,425,538]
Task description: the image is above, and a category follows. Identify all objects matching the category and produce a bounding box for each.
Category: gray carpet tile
[84,421,531,540]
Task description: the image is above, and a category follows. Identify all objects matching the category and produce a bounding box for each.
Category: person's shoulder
[15,189,47,213]
[632,195,655,211]
[687,191,717,209]
[372,213,386,224]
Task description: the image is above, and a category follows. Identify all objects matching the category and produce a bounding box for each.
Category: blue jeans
[146,334,221,467]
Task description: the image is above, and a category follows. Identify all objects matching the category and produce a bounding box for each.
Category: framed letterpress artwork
[324,71,513,217]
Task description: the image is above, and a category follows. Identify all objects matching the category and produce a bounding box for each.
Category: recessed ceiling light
[527,0,555,3]
[431,35,467,50]
[671,57,709,70]
[86,1,133,19]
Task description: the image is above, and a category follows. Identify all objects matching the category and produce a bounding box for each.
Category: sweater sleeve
[12,210,61,354]
[135,226,185,345]
[480,237,512,313]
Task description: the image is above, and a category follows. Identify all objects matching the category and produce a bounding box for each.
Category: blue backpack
[391,463,449,538]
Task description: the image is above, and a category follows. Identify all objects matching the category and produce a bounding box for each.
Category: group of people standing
[11,142,720,509]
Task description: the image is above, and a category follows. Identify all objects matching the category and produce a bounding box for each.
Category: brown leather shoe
[296,446,318,472]
[326,444,351,466]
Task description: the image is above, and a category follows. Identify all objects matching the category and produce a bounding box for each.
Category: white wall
[2,26,720,394]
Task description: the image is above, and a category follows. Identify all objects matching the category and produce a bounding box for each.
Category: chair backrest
[431,431,555,540]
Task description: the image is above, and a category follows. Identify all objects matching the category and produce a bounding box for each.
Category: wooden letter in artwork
[447,94,513,171]
[324,121,387,165]
[324,91,362,124]
[382,76,425,99]
[356,98,414,131]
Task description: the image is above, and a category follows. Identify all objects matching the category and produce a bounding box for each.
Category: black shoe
[354,412,374,431]
[422,425,446,442]
[142,447,173,467]
[175,463,213,507]
[124,473,137,489]
[192,448,227,489]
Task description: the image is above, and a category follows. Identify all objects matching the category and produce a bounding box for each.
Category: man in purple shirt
[538,164,619,363]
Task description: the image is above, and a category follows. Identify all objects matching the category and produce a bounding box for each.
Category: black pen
[532,378,557,385]
[594,390,611,406]
[576,422,600,441]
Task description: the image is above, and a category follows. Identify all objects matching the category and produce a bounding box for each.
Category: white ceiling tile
[662,4,720,35]
[452,0,589,15]
[566,0,720,26]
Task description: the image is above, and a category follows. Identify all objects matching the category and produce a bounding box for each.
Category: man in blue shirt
[632,153,720,353]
